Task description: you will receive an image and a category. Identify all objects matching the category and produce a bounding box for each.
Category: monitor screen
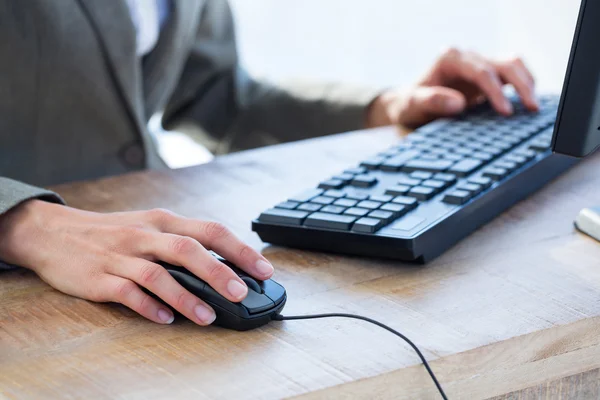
[552,0,600,158]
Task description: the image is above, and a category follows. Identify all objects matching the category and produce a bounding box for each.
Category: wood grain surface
[2,126,600,399]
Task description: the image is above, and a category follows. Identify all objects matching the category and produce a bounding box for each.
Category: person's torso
[0,0,203,186]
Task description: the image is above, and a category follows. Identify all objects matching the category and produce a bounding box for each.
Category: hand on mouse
[0,199,274,326]
[366,48,539,129]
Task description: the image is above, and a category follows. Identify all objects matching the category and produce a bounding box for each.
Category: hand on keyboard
[366,48,539,129]
[255,96,568,262]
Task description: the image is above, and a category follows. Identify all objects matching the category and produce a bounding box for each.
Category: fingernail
[227,279,248,300]
[504,99,514,114]
[255,259,274,277]
[194,304,216,324]
[158,309,174,324]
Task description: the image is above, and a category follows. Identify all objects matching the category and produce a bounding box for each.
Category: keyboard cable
[272,312,448,400]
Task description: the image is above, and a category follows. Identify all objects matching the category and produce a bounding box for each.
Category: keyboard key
[385,185,411,196]
[454,147,473,156]
[493,141,513,151]
[380,203,408,218]
[421,179,446,190]
[311,196,336,205]
[304,213,357,230]
[345,167,367,176]
[397,176,422,186]
[332,173,354,184]
[500,136,522,146]
[356,200,382,210]
[297,203,322,212]
[334,198,358,207]
[259,208,309,225]
[318,179,344,190]
[465,142,485,151]
[368,210,395,224]
[289,188,323,203]
[503,154,527,166]
[482,167,508,180]
[433,173,457,184]
[410,171,433,180]
[344,207,370,217]
[351,175,378,188]
[439,142,459,151]
[513,148,537,160]
[418,154,441,161]
[352,217,385,233]
[442,190,472,205]
[456,183,482,195]
[467,176,492,189]
[471,151,494,162]
[443,153,465,162]
[414,143,434,152]
[369,195,393,203]
[510,128,536,140]
[448,159,483,177]
[405,133,427,143]
[528,139,551,152]
[360,157,387,170]
[494,160,518,172]
[485,146,504,156]
[346,193,369,201]
[408,186,436,201]
[430,148,449,156]
[323,190,346,198]
[392,196,418,209]
[380,150,421,171]
[275,201,299,210]
[320,205,346,214]
[402,159,454,173]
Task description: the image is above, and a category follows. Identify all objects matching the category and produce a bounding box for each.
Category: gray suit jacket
[0,0,378,222]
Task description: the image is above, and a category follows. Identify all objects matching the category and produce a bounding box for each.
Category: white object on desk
[575,207,600,242]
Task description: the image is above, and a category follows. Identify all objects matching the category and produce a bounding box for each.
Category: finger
[513,57,535,84]
[495,59,539,111]
[107,258,217,325]
[102,275,176,325]
[148,211,274,280]
[400,86,467,127]
[135,231,249,303]
[451,53,513,115]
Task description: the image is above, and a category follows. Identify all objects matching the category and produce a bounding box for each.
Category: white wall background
[229,0,581,93]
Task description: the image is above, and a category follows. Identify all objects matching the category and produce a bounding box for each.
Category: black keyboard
[252,96,577,262]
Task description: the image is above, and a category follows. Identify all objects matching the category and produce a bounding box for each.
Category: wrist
[365,90,405,128]
[0,199,59,271]
[365,94,390,128]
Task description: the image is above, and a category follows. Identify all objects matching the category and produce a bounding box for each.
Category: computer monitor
[552,0,600,158]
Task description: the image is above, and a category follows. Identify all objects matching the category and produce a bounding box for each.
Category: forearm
[227,69,383,148]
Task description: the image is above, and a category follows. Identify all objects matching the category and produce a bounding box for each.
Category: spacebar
[304,213,357,230]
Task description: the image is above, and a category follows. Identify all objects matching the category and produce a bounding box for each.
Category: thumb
[401,86,467,127]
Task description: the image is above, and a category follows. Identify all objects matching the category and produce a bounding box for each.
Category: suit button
[121,142,145,167]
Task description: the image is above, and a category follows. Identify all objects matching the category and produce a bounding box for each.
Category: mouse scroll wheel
[241,276,262,293]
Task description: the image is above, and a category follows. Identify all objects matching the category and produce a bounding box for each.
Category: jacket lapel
[76,0,145,132]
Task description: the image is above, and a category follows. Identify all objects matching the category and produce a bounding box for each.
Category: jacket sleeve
[162,0,382,153]
[0,177,65,270]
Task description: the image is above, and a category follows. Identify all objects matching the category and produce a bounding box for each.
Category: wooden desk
[2,127,600,399]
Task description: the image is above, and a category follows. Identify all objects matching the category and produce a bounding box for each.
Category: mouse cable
[272,313,448,400]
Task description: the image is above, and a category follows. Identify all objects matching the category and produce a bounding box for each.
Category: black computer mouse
[155,256,286,331]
